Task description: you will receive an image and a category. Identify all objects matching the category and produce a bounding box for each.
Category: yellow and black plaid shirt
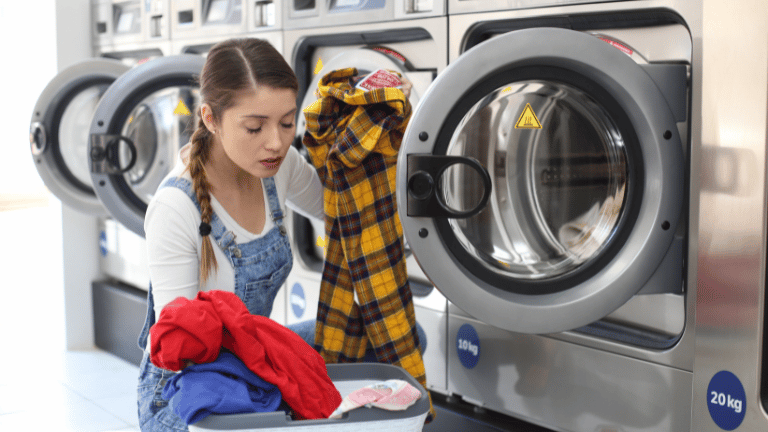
[303,68,433,420]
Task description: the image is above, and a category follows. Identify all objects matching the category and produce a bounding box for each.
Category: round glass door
[90,55,205,237]
[29,59,130,214]
[444,79,629,286]
[397,28,684,333]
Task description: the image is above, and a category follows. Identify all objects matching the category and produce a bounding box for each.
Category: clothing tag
[355,69,403,91]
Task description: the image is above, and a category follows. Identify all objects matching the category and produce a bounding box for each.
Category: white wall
[0,0,58,195]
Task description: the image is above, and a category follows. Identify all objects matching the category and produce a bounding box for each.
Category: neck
[205,136,260,192]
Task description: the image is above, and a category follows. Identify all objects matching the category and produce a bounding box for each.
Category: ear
[200,103,217,134]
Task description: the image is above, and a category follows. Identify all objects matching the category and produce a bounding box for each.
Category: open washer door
[29,59,130,215]
[397,28,685,334]
[89,55,204,237]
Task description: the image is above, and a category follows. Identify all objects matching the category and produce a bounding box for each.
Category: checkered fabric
[303,68,434,421]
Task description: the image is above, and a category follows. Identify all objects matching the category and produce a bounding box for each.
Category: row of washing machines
[33,1,762,431]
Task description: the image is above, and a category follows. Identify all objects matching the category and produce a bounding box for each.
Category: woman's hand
[399,74,413,99]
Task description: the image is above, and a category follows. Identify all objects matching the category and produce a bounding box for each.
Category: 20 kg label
[707,371,746,430]
[710,391,742,414]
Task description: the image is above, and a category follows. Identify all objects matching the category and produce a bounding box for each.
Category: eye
[281,122,295,129]
[246,127,262,134]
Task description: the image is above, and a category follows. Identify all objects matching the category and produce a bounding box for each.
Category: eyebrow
[241,108,297,119]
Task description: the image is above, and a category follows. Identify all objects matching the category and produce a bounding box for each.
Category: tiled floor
[0,198,141,432]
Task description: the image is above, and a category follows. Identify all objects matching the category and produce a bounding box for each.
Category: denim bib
[137,176,292,351]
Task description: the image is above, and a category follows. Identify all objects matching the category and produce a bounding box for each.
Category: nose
[264,123,283,152]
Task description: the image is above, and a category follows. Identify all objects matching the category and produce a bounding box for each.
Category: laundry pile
[303,67,435,421]
[149,290,342,423]
[161,350,284,424]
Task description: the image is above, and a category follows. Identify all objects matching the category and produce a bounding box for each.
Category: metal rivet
[419,132,428,141]
[418,228,428,238]
[279,225,287,236]
[662,221,670,230]
[233,247,242,258]
[663,130,672,140]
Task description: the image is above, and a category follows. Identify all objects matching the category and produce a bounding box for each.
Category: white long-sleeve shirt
[144,144,324,320]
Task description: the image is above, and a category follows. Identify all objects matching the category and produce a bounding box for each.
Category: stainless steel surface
[99,218,151,290]
[692,0,768,430]
[249,0,281,31]
[284,16,448,75]
[447,313,693,432]
[285,0,446,30]
[172,31,283,56]
[448,0,615,15]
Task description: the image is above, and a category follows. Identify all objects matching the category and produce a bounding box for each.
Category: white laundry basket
[188,363,429,432]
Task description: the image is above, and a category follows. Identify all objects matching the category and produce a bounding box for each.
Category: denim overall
[136,176,312,432]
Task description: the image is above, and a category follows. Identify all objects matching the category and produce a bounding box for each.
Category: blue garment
[162,351,282,424]
[137,176,302,432]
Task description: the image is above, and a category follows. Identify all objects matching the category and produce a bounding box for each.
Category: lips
[260,157,282,169]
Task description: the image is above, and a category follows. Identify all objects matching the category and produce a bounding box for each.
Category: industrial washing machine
[397,0,703,431]
[282,0,451,395]
[170,0,283,58]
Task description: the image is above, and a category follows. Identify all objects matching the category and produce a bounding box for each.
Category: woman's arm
[144,190,202,318]
[284,145,324,221]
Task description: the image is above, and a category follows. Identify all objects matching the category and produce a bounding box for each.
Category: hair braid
[187,117,218,284]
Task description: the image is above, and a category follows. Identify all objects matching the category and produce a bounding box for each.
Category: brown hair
[187,38,298,284]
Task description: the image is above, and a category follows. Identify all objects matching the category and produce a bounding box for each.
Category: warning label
[314,58,324,75]
[173,99,191,116]
[515,103,542,129]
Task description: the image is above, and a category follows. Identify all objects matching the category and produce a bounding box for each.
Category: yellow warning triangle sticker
[314,58,323,75]
[514,103,542,129]
[174,99,192,116]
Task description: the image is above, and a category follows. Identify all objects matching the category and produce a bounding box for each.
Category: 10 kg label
[456,324,480,369]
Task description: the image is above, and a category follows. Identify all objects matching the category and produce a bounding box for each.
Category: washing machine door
[29,59,130,215]
[89,55,204,237]
[397,27,685,334]
[297,47,426,145]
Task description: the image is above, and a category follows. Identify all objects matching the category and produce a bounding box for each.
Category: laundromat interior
[3,0,768,431]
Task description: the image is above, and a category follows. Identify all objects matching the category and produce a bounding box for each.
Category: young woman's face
[208,86,297,178]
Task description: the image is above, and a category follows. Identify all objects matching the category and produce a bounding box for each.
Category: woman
[136,38,425,431]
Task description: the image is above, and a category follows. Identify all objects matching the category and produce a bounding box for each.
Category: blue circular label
[99,231,107,257]
[290,283,306,318]
[456,324,480,369]
[707,370,746,430]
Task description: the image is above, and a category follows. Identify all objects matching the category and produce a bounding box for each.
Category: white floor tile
[91,392,140,427]
[0,397,132,432]
[0,203,143,431]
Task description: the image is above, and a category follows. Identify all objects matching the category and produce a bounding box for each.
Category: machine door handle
[29,122,47,156]
[90,134,137,174]
[406,154,492,219]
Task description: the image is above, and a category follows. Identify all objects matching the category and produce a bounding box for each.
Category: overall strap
[158,177,237,250]
[262,177,287,236]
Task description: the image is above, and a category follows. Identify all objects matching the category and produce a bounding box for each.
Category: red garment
[150,290,342,420]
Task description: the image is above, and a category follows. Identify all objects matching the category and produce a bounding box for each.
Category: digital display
[206,0,229,22]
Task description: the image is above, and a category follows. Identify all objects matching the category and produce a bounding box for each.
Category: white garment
[144,144,324,321]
